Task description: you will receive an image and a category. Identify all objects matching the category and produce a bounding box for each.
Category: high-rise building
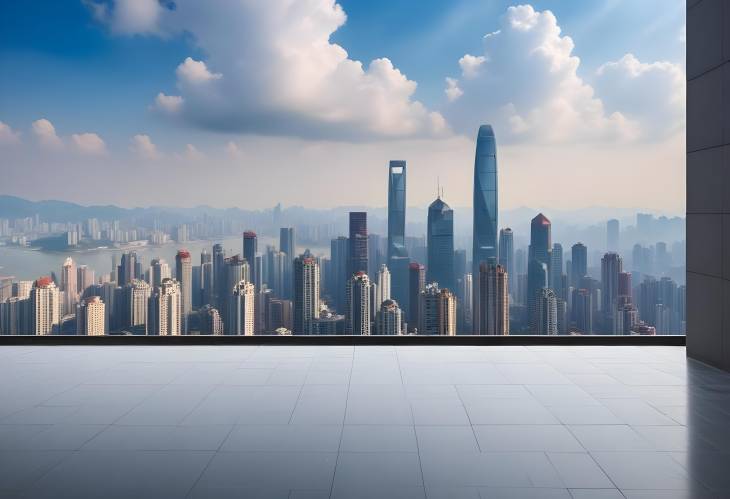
[472,124,499,334]
[408,262,425,332]
[61,257,78,315]
[75,296,105,336]
[150,258,171,288]
[572,288,593,334]
[199,305,223,335]
[477,262,509,335]
[201,260,213,306]
[460,273,473,333]
[375,264,391,310]
[418,283,457,336]
[570,243,588,288]
[527,214,551,332]
[498,228,514,280]
[386,160,408,317]
[243,231,258,289]
[293,251,320,335]
[550,243,564,299]
[223,255,250,328]
[118,251,139,286]
[279,227,295,299]
[229,281,255,336]
[212,243,225,309]
[346,272,371,335]
[427,195,455,291]
[175,250,192,334]
[607,219,619,253]
[376,299,402,336]
[149,278,181,336]
[349,212,368,276]
[124,279,151,334]
[76,265,94,295]
[601,252,623,333]
[30,277,60,335]
[265,246,286,299]
[536,288,558,335]
[330,236,349,313]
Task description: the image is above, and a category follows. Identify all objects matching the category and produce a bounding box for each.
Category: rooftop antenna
[437,177,440,199]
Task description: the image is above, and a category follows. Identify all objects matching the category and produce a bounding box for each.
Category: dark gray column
[686,0,730,370]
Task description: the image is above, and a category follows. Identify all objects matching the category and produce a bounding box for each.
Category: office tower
[149,278,181,336]
[212,243,225,308]
[375,264,391,310]
[527,214,551,332]
[0,276,13,302]
[150,258,171,288]
[265,246,286,298]
[376,299,402,335]
[330,236,349,313]
[279,227,295,299]
[223,255,250,327]
[268,298,293,332]
[472,125,499,334]
[498,228,514,279]
[418,283,457,336]
[387,160,407,261]
[346,272,371,335]
[229,281,255,336]
[201,260,213,306]
[13,280,33,300]
[254,255,264,292]
[175,250,192,333]
[367,234,383,279]
[124,279,150,334]
[30,277,60,335]
[97,281,117,333]
[192,265,201,309]
[408,263,425,331]
[76,265,94,295]
[556,299,567,335]
[572,288,593,334]
[118,251,138,286]
[606,219,619,252]
[477,262,509,335]
[243,231,258,289]
[0,297,29,335]
[460,273,473,333]
[76,296,105,336]
[199,305,223,335]
[427,195,455,291]
[570,243,588,288]
[601,252,623,333]
[61,257,78,315]
[454,249,467,283]
[536,288,558,335]
[349,212,368,276]
[293,251,320,335]
[550,243,564,299]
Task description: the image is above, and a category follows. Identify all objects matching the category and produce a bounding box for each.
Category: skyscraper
[601,252,623,333]
[224,255,250,328]
[418,283,457,336]
[150,258,171,288]
[375,264,391,310]
[124,279,150,334]
[572,288,593,334]
[606,219,619,253]
[293,251,320,335]
[387,160,407,263]
[212,243,225,309]
[478,262,509,335]
[229,281,255,336]
[376,299,402,335]
[30,277,60,335]
[199,305,224,335]
[243,231,258,289]
[550,243,564,299]
[472,125,499,334]
[346,272,371,335]
[427,195,455,291]
[571,243,588,289]
[498,228,514,280]
[279,227,295,299]
[536,288,558,335]
[149,278,181,336]
[76,296,105,336]
[76,265,94,295]
[175,250,192,334]
[408,262,425,332]
[349,212,368,276]
[61,257,77,316]
[330,236,349,313]
[118,251,139,286]
[527,214,551,332]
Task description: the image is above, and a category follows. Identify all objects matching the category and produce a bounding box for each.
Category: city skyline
[0,1,685,211]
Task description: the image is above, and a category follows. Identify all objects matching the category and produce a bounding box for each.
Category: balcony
[0,343,728,498]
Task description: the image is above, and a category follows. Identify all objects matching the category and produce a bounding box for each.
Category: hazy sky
[0,0,686,214]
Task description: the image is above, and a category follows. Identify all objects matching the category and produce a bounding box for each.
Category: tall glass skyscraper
[349,212,368,276]
[472,125,498,333]
[427,196,454,292]
[387,161,409,315]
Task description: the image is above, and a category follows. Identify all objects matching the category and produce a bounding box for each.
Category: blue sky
[0,1,685,212]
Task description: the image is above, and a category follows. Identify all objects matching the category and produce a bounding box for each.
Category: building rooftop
[0,344,726,498]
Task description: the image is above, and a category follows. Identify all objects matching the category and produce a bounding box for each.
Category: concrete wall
[686,0,730,370]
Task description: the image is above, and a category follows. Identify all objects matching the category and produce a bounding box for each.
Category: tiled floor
[0,345,728,498]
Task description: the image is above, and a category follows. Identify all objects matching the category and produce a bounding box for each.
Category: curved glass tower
[472,125,498,333]
[427,196,455,292]
[387,161,407,261]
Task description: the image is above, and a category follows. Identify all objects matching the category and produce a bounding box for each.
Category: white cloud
[176,57,222,84]
[0,121,21,145]
[71,133,107,155]
[130,134,160,159]
[85,0,163,35]
[442,4,684,144]
[154,92,183,114]
[458,54,486,79]
[93,0,446,140]
[225,141,242,158]
[32,118,63,148]
[594,54,685,138]
[444,77,463,102]
[182,143,204,160]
